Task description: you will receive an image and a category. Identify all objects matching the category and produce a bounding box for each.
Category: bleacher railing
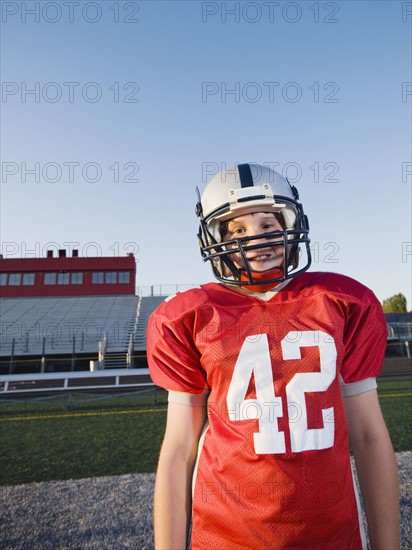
[136,284,201,297]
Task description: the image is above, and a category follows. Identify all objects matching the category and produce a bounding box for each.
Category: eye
[262,223,275,230]
[231,227,246,236]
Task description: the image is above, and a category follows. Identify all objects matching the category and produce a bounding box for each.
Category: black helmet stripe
[237,163,254,187]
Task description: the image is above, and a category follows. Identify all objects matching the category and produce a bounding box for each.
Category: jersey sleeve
[340,289,387,385]
[147,309,208,394]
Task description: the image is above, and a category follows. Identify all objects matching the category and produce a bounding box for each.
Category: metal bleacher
[0,295,139,358]
[387,323,412,341]
[0,294,168,396]
[134,296,166,350]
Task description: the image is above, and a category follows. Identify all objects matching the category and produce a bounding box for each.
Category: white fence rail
[0,368,154,396]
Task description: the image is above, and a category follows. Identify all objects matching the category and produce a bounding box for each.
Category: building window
[0,274,7,286]
[9,274,22,286]
[71,272,83,284]
[58,273,70,285]
[92,272,104,284]
[44,273,57,285]
[23,273,35,286]
[118,272,130,284]
[105,272,117,284]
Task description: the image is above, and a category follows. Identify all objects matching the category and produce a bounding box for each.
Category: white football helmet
[196,163,311,288]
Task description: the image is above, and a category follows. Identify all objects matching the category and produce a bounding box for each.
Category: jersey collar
[222,278,292,301]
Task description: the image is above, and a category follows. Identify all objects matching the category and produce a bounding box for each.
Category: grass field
[0,378,411,486]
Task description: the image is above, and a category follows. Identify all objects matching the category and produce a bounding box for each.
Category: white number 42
[226,330,337,454]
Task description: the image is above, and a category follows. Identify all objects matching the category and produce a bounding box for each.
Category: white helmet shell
[201,164,297,240]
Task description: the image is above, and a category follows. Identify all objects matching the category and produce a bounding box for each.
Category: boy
[147,163,399,549]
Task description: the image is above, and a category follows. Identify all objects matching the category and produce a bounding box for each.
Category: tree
[382,293,408,313]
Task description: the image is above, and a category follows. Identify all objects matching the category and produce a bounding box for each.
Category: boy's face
[221,212,284,273]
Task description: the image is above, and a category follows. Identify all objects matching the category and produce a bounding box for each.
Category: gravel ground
[1,452,411,550]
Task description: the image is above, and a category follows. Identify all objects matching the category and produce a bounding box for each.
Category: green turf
[377,377,412,453]
[0,379,411,486]
[0,390,168,485]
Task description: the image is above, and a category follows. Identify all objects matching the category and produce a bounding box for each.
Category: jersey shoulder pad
[292,271,378,304]
[152,283,219,322]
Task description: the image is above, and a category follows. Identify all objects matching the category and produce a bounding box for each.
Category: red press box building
[0,249,164,375]
[0,248,135,298]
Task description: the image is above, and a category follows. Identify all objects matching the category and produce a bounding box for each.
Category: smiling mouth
[247,252,276,262]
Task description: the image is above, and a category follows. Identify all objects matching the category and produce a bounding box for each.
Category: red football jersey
[147,272,387,550]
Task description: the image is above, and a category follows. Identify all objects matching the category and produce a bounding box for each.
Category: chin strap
[239,268,285,292]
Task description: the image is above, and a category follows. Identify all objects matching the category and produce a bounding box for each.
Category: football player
[147,163,399,549]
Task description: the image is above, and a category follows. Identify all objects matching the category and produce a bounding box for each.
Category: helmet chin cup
[240,267,285,292]
[197,163,312,289]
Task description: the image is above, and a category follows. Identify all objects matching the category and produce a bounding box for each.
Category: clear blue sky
[1,0,411,307]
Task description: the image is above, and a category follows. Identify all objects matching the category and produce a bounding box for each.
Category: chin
[249,264,280,272]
